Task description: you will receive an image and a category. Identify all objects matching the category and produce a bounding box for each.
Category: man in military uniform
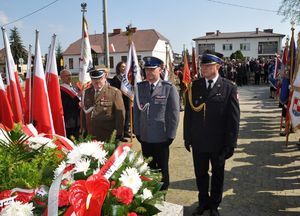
[60,69,81,139]
[134,56,180,191]
[184,51,240,216]
[83,67,125,141]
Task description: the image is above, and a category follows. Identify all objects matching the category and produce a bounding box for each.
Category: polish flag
[45,34,66,136]
[25,45,32,124]
[1,27,23,123]
[0,76,14,129]
[32,30,55,135]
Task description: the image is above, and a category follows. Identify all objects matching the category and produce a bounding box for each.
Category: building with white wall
[193,28,285,59]
[63,28,173,77]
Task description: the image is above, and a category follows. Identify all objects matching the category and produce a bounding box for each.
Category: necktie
[207,80,213,91]
[150,83,155,94]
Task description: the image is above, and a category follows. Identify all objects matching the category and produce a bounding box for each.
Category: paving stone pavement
[131,84,300,216]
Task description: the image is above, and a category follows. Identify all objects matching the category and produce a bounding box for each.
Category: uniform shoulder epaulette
[161,80,172,85]
[137,80,148,86]
[222,77,236,86]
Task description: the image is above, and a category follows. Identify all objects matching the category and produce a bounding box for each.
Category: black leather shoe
[119,137,128,142]
[192,204,209,215]
[210,208,220,216]
[124,133,135,138]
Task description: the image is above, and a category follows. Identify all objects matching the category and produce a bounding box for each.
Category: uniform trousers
[141,141,169,190]
[192,150,225,209]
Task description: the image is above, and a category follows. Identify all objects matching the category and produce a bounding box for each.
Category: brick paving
[133,85,300,216]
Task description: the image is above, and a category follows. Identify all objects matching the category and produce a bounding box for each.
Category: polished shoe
[192,204,209,215]
[119,137,128,142]
[210,208,220,216]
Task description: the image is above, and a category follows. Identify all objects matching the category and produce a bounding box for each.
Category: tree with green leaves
[230,50,244,60]
[9,26,28,65]
[278,0,300,23]
[56,41,64,72]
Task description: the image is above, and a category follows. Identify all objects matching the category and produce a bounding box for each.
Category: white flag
[79,15,93,85]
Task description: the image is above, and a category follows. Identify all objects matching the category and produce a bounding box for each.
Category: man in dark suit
[134,56,180,191]
[184,51,240,216]
[60,69,81,139]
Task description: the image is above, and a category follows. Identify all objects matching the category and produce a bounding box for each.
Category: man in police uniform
[184,51,240,216]
[134,56,180,191]
[83,67,125,141]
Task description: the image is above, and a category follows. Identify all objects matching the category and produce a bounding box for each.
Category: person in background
[60,69,81,139]
[184,51,240,216]
[83,66,125,142]
[134,56,180,191]
[110,61,132,140]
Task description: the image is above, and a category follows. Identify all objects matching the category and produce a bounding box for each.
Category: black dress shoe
[124,133,135,138]
[192,204,209,215]
[119,137,128,142]
[210,208,220,216]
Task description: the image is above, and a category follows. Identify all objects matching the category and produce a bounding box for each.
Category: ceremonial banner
[191,47,198,79]
[182,52,191,87]
[0,76,14,129]
[45,34,66,136]
[25,45,32,124]
[79,15,93,85]
[32,30,55,135]
[1,28,23,123]
[121,41,141,100]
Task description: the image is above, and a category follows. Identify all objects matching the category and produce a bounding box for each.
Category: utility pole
[102,0,109,68]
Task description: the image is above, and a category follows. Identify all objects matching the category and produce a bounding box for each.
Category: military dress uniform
[83,84,125,141]
[184,75,240,211]
[134,79,180,190]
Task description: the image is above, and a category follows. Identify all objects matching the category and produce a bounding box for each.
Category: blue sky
[0,0,295,55]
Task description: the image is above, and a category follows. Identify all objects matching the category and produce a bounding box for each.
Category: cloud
[0,11,9,25]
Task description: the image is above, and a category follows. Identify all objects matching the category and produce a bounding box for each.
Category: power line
[1,0,60,28]
[207,0,280,13]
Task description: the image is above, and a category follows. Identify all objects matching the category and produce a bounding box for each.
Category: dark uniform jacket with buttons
[134,80,180,143]
[184,76,240,152]
[84,84,125,141]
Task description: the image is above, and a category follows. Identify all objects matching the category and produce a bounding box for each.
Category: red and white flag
[0,76,14,129]
[25,45,32,124]
[45,34,66,136]
[1,27,23,123]
[32,30,55,135]
[79,15,93,85]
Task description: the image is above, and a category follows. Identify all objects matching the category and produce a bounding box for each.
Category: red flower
[0,190,11,200]
[140,175,152,181]
[128,212,137,216]
[58,190,69,207]
[69,174,110,216]
[111,180,116,187]
[14,191,35,204]
[111,186,133,205]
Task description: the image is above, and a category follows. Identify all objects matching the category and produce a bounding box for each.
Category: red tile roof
[63,29,169,55]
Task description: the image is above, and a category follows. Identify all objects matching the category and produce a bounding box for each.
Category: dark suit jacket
[184,76,240,152]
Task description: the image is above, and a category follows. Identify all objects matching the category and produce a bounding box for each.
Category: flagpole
[28,44,33,123]
[285,21,295,147]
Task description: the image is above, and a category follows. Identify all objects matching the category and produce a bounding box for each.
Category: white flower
[0,201,34,216]
[74,158,91,175]
[138,162,149,174]
[78,141,107,165]
[119,167,142,194]
[28,136,56,149]
[54,161,67,179]
[67,146,83,164]
[135,154,144,167]
[127,151,136,163]
[141,188,153,201]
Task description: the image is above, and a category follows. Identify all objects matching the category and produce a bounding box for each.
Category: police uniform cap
[201,50,223,65]
[143,56,163,68]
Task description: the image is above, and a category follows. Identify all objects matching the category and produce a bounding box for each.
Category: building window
[240,43,250,51]
[198,43,215,55]
[69,58,73,69]
[222,44,232,51]
[121,56,127,62]
[109,56,114,69]
[258,41,278,54]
